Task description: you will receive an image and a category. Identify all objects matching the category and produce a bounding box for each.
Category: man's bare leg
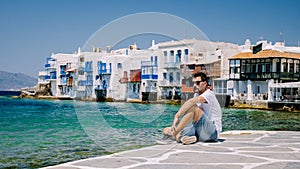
[174,105,203,141]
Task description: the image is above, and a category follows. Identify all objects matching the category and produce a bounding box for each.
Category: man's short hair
[193,72,208,82]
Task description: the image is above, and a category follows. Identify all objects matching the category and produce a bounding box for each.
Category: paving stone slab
[172,143,234,152]
[253,162,300,169]
[72,157,146,168]
[116,149,176,158]
[161,152,267,163]
[42,130,300,169]
[241,152,300,160]
[131,164,244,169]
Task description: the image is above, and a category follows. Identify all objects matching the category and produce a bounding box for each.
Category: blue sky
[0,0,299,77]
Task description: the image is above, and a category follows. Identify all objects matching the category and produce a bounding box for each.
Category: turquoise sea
[1,96,300,168]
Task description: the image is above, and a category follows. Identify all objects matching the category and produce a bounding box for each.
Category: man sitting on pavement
[163,72,222,145]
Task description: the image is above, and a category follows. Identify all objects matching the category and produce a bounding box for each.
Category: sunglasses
[194,81,202,85]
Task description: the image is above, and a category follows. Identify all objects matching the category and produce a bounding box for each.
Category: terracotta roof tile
[229,50,300,60]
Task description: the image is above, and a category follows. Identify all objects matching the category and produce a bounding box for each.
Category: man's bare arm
[175,96,206,118]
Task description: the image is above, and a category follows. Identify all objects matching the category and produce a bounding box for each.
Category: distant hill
[0,71,37,91]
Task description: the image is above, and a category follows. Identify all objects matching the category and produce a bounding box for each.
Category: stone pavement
[43,130,300,169]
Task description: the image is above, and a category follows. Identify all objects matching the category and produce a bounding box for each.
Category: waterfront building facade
[38,45,152,100]
[38,52,79,98]
[228,39,300,103]
[176,40,239,102]
[37,38,240,102]
[38,38,300,107]
[106,45,150,100]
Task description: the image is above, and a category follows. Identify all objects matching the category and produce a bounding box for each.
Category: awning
[66,68,77,72]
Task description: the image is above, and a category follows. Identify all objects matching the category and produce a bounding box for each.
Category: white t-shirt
[197,89,222,134]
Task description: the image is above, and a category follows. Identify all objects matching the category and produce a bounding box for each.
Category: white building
[37,38,241,102]
[228,39,300,102]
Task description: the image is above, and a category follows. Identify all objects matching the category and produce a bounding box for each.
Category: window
[164,51,168,62]
[230,67,240,74]
[266,63,271,73]
[170,50,174,62]
[283,61,287,72]
[169,72,174,82]
[252,64,257,73]
[177,50,182,63]
[185,49,189,62]
[262,64,266,73]
[152,67,158,74]
[117,63,122,69]
[230,67,234,74]
[164,51,167,56]
[230,60,235,66]
[176,72,180,82]
[176,54,180,62]
[236,60,240,66]
[184,49,188,55]
[213,80,227,94]
[66,63,72,69]
[163,73,167,80]
[258,64,262,73]
[289,60,294,73]
[78,68,84,75]
[133,84,136,92]
[170,50,174,56]
[241,65,245,73]
[246,64,251,73]
[80,57,84,62]
[276,59,281,72]
[85,61,92,69]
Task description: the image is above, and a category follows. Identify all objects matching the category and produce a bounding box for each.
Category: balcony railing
[38,71,47,76]
[141,61,157,67]
[45,63,50,68]
[78,80,93,86]
[45,75,51,80]
[159,80,181,87]
[235,72,300,80]
[141,74,158,80]
[164,62,180,69]
[98,69,111,74]
[83,67,93,72]
[145,86,157,92]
